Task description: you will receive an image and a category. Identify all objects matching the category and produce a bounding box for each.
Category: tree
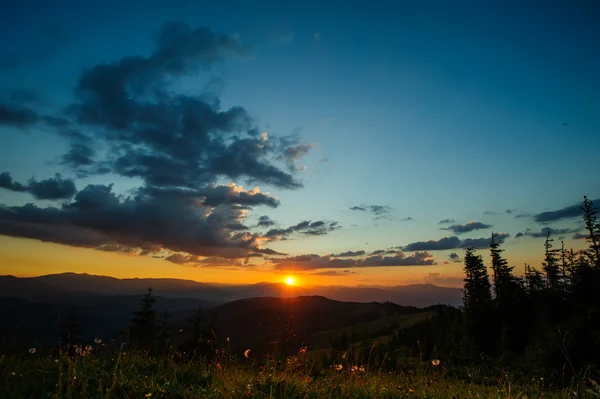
[129,288,157,350]
[581,196,600,267]
[462,247,495,355]
[542,231,561,291]
[489,233,526,358]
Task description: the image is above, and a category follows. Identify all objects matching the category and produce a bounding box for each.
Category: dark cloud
[438,218,455,224]
[449,252,461,263]
[271,250,436,271]
[0,172,27,192]
[402,217,414,221]
[0,183,276,259]
[361,251,436,267]
[533,200,599,223]
[370,249,385,255]
[265,220,340,239]
[309,270,354,277]
[483,211,497,215]
[349,205,392,216]
[138,183,279,208]
[27,174,77,200]
[331,250,366,257]
[516,226,582,239]
[0,172,76,200]
[0,104,40,127]
[404,234,509,251]
[573,232,587,240]
[515,213,530,218]
[442,221,492,235]
[57,22,306,189]
[256,215,275,228]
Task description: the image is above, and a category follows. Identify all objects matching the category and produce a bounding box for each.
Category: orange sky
[0,234,578,288]
[0,236,471,287]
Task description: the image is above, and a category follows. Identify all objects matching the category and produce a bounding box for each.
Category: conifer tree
[462,247,494,354]
[581,196,600,267]
[542,231,561,291]
[129,288,157,350]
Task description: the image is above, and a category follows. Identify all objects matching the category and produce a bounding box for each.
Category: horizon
[1,1,599,288]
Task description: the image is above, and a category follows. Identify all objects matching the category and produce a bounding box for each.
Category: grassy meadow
[2,343,598,399]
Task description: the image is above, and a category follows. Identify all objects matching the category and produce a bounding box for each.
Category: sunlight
[284,276,296,286]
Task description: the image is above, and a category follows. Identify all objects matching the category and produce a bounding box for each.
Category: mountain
[0,273,462,307]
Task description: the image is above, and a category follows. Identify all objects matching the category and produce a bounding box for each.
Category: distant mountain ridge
[0,272,462,307]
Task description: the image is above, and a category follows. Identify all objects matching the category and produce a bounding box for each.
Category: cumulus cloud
[404,234,509,251]
[264,220,340,239]
[0,183,281,259]
[271,250,436,271]
[0,22,321,262]
[0,172,76,200]
[442,221,492,235]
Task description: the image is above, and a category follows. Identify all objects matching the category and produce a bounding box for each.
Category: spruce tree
[581,196,600,267]
[542,231,561,291]
[129,288,157,350]
[462,247,494,355]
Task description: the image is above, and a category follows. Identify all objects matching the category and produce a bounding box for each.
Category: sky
[0,0,599,287]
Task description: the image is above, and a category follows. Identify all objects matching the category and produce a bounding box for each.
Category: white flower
[335,364,343,371]
[431,359,441,366]
[28,348,36,354]
[94,337,102,344]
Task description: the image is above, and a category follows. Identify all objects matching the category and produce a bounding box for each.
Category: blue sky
[0,0,598,285]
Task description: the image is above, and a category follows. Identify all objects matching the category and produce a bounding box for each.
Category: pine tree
[129,288,157,350]
[581,196,600,267]
[462,247,495,355]
[542,230,561,291]
[489,233,525,358]
[463,247,492,310]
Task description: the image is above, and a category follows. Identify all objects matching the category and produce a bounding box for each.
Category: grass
[2,345,597,398]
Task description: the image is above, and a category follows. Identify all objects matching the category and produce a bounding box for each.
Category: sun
[284,276,296,286]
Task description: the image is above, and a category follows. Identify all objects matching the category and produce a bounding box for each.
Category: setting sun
[284,276,296,286]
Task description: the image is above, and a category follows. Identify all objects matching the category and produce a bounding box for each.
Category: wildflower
[75,347,83,355]
[359,366,365,372]
[246,383,253,391]
[244,349,251,359]
[94,337,102,344]
[299,347,307,354]
[179,329,183,334]
[335,364,343,371]
[145,394,152,398]
[54,359,59,364]
[227,337,230,343]
[351,365,358,372]
[29,348,36,354]
[9,372,16,376]
[431,359,441,366]
[85,345,92,352]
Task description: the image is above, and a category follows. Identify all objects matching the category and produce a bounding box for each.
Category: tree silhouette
[129,288,157,350]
